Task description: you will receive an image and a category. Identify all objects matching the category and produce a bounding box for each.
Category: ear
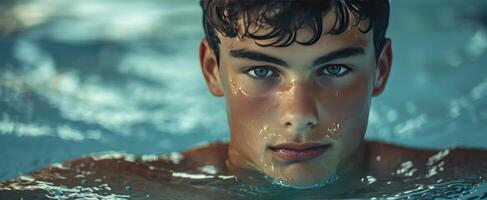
[372,38,392,97]
[199,38,224,96]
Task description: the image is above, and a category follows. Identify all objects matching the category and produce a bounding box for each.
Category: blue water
[0,0,487,198]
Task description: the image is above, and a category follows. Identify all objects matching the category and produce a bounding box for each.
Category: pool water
[1,0,487,199]
[0,150,486,199]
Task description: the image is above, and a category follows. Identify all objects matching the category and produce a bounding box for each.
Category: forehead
[218,9,372,54]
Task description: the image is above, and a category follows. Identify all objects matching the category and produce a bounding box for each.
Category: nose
[279,80,319,132]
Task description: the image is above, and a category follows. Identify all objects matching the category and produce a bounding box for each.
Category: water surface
[1,0,487,199]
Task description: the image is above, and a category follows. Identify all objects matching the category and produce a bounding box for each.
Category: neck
[224,142,259,176]
[336,141,368,182]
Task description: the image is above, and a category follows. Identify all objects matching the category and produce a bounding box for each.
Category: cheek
[224,77,277,149]
[311,72,373,142]
[316,72,373,120]
[224,73,278,127]
[227,93,273,124]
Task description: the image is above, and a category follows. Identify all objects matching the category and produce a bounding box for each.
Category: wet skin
[199,11,391,187]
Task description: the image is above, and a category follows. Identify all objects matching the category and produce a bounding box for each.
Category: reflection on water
[0,151,486,199]
[1,0,487,198]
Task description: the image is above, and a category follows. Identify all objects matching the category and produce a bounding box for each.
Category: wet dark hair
[200,0,390,62]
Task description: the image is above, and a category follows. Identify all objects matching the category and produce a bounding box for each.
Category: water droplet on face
[261,154,268,168]
[276,91,283,97]
[290,80,296,89]
[327,122,341,135]
[258,125,267,135]
[238,86,250,96]
[230,79,238,95]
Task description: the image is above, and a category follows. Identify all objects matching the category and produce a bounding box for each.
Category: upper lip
[269,143,330,151]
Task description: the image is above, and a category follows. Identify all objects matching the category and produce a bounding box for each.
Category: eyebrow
[229,47,366,67]
[230,49,287,66]
[312,47,365,66]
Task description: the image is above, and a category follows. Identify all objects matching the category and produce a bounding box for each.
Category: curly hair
[200,0,390,62]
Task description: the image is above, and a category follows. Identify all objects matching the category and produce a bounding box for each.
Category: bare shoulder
[0,143,240,199]
[179,142,229,171]
[30,141,229,180]
[365,140,487,178]
[1,142,229,184]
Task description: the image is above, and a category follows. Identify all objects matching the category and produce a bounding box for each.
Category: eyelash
[316,64,353,78]
[243,64,352,79]
[244,66,279,79]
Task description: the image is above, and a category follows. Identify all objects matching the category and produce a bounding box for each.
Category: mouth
[269,143,331,163]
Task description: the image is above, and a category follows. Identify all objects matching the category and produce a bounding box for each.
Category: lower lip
[271,145,330,162]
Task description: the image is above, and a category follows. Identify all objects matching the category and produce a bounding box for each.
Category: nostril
[283,121,317,128]
[281,113,318,129]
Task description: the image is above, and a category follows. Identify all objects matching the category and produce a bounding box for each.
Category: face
[199,12,392,187]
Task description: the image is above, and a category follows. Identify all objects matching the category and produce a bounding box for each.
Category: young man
[1,0,486,198]
[194,0,487,188]
[197,0,393,188]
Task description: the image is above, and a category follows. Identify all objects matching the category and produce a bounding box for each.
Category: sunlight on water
[0,149,485,199]
[392,177,487,200]
[1,0,487,199]
[266,174,340,190]
[2,176,131,200]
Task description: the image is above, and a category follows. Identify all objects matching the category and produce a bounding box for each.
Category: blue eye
[246,66,275,79]
[318,65,351,77]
